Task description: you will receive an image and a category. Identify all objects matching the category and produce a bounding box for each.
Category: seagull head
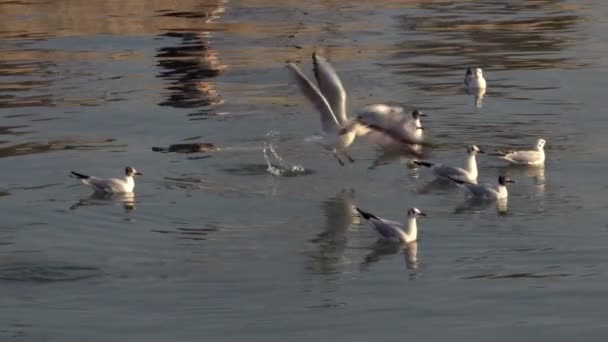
[411,110,425,130]
[498,175,515,186]
[474,67,484,78]
[125,166,142,177]
[537,138,546,150]
[408,207,427,218]
[465,67,472,76]
[467,145,484,155]
[412,109,425,119]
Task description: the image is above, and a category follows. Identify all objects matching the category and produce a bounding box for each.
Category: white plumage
[357,207,426,243]
[71,166,142,193]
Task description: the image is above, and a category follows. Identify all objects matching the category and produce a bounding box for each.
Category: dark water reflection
[156,1,227,115]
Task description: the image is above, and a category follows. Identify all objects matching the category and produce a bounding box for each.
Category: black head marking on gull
[125,166,142,176]
[498,175,515,185]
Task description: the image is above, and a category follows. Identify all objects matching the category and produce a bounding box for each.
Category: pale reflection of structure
[156,1,228,113]
[307,189,357,274]
[70,192,135,212]
[466,87,486,108]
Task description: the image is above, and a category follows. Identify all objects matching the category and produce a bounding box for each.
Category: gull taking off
[356,207,426,243]
[71,166,142,193]
[414,145,484,183]
[354,104,425,145]
[464,67,486,89]
[492,138,546,166]
[286,53,357,166]
[449,175,514,200]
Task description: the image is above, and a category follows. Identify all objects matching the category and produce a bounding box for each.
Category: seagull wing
[433,165,471,181]
[87,177,128,193]
[312,53,348,125]
[356,105,420,144]
[503,150,542,165]
[369,218,406,241]
[287,63,340,133]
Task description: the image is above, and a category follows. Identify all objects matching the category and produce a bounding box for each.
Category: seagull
[356,207,426,243]
[413,145,484,183]
[464,67,486,89]
[492,138,546,166]
[448,175,514,200]
[354,104,425,145]
[286,53,358,166]
[71,166,142,193]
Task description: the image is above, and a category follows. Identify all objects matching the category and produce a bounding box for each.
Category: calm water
[2,0,608,340]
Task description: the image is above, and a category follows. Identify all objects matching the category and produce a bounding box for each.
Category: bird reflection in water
[466,86,486,108]
[369,142,424,170]
[70,192,136,212]
[500,164,546,194]
[454,196,508,215]
[361,240,419,273]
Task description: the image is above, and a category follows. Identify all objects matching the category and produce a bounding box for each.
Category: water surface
[2,0,608,341]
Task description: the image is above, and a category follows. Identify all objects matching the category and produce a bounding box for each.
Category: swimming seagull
[71,166,142,193]
[354,104,426,145]
[286,53,358,166]
[448,175,514,200]
[356,207,426,243]
[492,138,546,166]
[464,67,486,89]
[413,145,484,183]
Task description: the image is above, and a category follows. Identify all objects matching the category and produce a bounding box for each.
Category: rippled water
[2,0,608,340]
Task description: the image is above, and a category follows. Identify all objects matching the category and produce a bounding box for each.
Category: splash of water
[263,131,307,177]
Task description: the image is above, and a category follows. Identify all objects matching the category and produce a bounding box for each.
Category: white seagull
[493,138,546,166]
[71,166,142,193]
[413,145,484,183]
[354,104,425,145]
[286,53,358,166]
[464,67,486,89]
[449,175,514,200]
[356,207,426,243]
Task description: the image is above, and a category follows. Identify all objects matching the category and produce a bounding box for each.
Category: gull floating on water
[286,53,358,166]
[354,104,425,145]
[413,145,484,183]
[464,67,486,89]
[71,166,142,193]
[492,138,546,166]
[356,207,426,243]
[449,175,514,200]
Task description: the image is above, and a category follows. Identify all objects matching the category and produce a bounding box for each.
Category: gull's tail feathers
[356,207,379,220]
[70,171,90,180]
[413,160,434,168]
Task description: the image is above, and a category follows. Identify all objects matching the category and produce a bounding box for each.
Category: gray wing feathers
[369,218,405,241]
[356,107,420,144]
[312,53,347,125]
[87,177,126,193]
[286,63,340,133]
[433,165,469,181]
[503,150,541,164]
